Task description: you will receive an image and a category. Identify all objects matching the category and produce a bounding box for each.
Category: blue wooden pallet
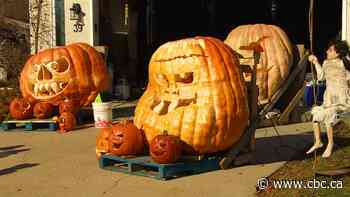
[0,119,58,131]
[99,154,221,180]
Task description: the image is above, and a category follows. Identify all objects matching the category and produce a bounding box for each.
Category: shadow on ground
[0,145,25,151]
[254,132,350,165]
[0,144,38,176]
[0,144,30,159]
[0,163,40,176]
[254,133,314,164]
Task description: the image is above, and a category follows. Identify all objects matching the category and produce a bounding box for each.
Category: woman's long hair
[328,39,350,71]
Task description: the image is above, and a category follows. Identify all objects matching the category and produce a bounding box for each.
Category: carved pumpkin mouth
[152,141,167,156]
[111,132,124,149]
[150,71,197,115]
[30,81,69,98]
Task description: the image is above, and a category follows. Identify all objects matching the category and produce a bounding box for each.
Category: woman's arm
[308,55,324,80]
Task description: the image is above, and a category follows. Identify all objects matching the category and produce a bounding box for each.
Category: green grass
[257,123,350,197]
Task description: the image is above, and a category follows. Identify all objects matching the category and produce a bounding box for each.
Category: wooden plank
[259,52,309,117]
[278,84,306,124]
[3,119,56,124]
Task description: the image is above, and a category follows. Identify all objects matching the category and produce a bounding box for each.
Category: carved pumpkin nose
[37,65,53,81]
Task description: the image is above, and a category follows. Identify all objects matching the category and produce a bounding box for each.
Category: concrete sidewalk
[0,122,314,197]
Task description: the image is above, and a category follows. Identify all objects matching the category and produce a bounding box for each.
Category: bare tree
[29,0,55,53]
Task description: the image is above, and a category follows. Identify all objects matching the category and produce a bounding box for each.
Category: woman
[307,40,350,158]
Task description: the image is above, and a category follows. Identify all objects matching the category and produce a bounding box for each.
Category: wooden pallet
[0,119,57,131]
[99,154,221,180]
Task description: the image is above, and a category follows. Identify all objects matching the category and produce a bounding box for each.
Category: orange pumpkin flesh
[134,36,249,154]
[96,128,112,158]
[58,112,76,133]
[19,43,108,107]
[225,24,294,101]
[108,120,145,156]
[33,102,53,119]
[150,133,182,164]
[9,98,33,120]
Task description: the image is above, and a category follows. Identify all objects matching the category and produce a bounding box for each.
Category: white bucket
[92,102,112,128]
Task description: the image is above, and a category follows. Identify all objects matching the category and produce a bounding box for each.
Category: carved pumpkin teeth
[50,82,59,93]
[39,84,45,92]
[152,100,170,115]
[45,83,51,92]
[59,82,67,89]
[34,84,39,96]
[168,99,179,113]
[153,100,165,114]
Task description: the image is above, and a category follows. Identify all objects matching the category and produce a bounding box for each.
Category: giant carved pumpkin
[20,43,108,106]
[225,24,294,102]
[134,37,249,154]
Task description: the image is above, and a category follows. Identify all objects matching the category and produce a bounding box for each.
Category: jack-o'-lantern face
[20,43,108,106]
[29,58,71,99]
[150,133,182,164]
[134,37,250,154]
[149,60,197,115]
[108,120,145,156]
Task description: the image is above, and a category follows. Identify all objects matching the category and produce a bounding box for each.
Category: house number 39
[73,23,84,32]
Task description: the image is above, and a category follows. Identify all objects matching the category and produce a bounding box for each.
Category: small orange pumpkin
[150,131,182,164]
[20,43,109,107]
[9,98,33,120]
[58,112,76,133]
[96,128,112,158]
[59,99,79,114]
[108,120,145,156]
[33,102,53,119]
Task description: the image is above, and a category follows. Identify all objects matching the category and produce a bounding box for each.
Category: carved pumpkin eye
[32,64,40,73]
[175,72,193,84]
[50,58,69,73]
[155,73,168,86]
